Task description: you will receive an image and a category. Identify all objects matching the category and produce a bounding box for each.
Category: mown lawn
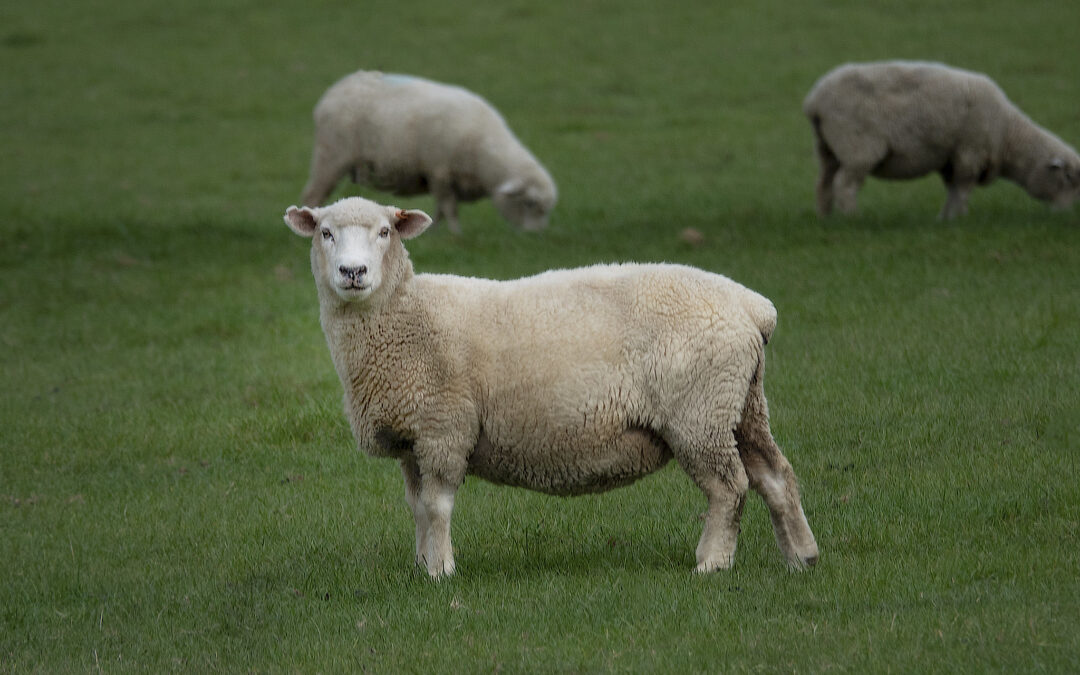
[2,0,1079,671]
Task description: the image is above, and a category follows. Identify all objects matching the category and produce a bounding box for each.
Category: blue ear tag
[381,73,416,87]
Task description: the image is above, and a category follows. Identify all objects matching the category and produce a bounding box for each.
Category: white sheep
[803,60,1080,218]
[300,70,557,233]
[283,196,819,577]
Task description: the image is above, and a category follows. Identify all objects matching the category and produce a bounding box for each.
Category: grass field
[3,0,1079,671]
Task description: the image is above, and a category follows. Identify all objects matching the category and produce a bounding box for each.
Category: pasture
[2,0,1078,671]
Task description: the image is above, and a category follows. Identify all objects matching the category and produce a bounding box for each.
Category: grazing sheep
[300,70,557,233]
[803,60,1080,218]
[284,196,819,577]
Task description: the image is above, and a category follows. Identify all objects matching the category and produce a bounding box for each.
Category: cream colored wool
[300,70,557,233]
[804,60,1080,218]
[284,197,818,577]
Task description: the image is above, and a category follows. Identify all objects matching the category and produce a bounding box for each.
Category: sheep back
[313,72,502,194]
[803,61,1017,180]
[804,60,1080,208]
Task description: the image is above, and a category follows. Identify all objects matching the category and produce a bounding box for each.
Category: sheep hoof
[694,556,735,573]
[426,561,456,579]
[787,553,819,571]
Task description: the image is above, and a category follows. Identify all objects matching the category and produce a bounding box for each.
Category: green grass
[3,0,1080,671]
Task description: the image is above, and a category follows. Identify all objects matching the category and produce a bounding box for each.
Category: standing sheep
[804,60,1080,218]
[300,70,558,233]
[284,196,819,577]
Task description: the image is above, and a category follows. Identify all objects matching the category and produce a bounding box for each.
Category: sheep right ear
[284,206,319,237]
[393,208,432,239]
[497,178,527,197]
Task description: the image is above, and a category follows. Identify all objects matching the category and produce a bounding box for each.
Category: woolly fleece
[285,197,818,576]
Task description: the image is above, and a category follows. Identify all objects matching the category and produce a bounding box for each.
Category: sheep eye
[378,227,390,238]
[321,229,333,242]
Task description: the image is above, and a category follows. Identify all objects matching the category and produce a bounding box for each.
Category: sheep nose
[339,264,367,281]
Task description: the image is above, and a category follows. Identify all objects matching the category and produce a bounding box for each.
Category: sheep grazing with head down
[284,197,819,577]
[804,60,1080,218]
[300,70,557,233]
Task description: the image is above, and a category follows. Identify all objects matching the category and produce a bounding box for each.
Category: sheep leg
[300,141,350,206]
[814,139,841,216]
[939,179,973,220]
[736,369,819,570]
[430,177,461,234]
[417,475,458,578]
[831,166,867,215]
[670,428,748,572]
[694,465,748,573]
[400,458,430,569]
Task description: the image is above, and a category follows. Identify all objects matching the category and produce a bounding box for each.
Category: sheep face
[285,199,432,303]
[493,177,557,231]
[1029,156,1080,209]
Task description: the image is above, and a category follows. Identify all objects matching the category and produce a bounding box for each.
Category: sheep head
[1045,155,1080,210]
[285,197,432,304]
[493,174,557,232]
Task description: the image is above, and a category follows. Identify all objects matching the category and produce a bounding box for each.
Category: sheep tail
[743,292,778,345]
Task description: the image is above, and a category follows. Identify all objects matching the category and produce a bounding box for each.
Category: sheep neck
[316,257,430,414]
[1000,110,1063,186]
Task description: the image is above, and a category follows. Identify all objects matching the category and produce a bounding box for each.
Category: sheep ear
[393,208,432,239]
[1047,158,1077,189]
[497,178,527,197]
[284,205,319,237]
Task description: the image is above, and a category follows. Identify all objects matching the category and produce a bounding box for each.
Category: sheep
[283,196,819,577]
[300,70,557,233]
[803,60,1080,218]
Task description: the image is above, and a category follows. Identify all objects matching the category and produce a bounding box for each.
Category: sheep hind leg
[400,458,430,570]
[832,166,868,215]
[300,141,350,207]
[736,371,818,570]
[670,428,748,572]
[814,139,841,216]
[430,177,461,234]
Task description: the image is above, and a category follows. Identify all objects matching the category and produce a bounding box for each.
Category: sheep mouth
[340,282,370,292]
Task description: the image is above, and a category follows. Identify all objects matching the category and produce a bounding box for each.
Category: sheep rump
[284,197,818,576]
[804,60,1080,218]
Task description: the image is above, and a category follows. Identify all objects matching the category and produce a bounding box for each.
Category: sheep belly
[871,146,952,180]
[351,161,429,195]
[465,425,673,496]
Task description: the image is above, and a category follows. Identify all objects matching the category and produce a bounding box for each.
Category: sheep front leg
[939,180,974,219]
[417,475,458,578]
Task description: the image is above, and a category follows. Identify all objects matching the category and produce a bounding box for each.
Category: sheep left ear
[285,205,319,237]
[393,208,432,239]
